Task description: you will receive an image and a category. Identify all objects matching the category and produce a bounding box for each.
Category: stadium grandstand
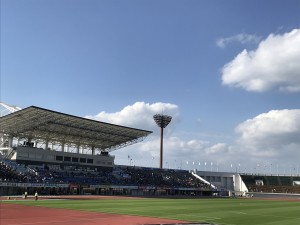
[2,102,300,199]
[0,103,214,197]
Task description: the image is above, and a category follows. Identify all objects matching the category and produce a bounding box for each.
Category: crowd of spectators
[0,159,210,190]
[114,166,211,189]
[37,168,114,185]
[0,160,41,183]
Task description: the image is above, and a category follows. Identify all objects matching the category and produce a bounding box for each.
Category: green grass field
[4,197,300,225]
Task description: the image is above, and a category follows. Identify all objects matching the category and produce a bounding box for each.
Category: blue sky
[1,0,300,174]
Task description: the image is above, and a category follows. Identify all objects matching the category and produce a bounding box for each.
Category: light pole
[153,114,172,169]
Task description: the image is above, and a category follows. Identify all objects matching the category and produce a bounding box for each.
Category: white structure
[194,170,248,196]
[0,104,152,169]
[13,146,115,168]
[0,102,22,156]
[0,102,21,116]
[233,173,249,194]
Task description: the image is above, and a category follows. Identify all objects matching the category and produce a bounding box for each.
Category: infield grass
[4,197,300,225]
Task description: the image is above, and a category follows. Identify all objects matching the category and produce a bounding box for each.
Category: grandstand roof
[0,106,152,152]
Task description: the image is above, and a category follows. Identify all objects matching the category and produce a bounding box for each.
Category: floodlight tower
[153,114,172,169]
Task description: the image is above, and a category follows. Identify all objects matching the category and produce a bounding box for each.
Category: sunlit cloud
[221,29,300,93]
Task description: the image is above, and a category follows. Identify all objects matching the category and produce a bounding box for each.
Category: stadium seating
[241,174,300,194]
[3,158,300,196]
[0,159,210,190]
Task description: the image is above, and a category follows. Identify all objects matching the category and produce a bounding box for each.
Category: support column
[160,127,163,169]
[61,142,65,152]
[45,140,49,150]
[8,136,13,148]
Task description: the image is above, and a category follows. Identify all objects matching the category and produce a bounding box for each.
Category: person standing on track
[35,191,38,201]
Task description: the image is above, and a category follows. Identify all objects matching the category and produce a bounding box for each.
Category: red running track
[1,203,190,225]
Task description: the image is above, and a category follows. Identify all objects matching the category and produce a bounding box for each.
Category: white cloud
[235,109,300,158]
[217,32,261,48]
[86,102,235,170]
[205,143,229,154]
[113,135,231,170]
[221,29,300,92]
[85,102,179,134]
[85,102,300,173]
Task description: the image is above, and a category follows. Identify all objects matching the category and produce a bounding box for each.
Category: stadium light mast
[153,114,172,169]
